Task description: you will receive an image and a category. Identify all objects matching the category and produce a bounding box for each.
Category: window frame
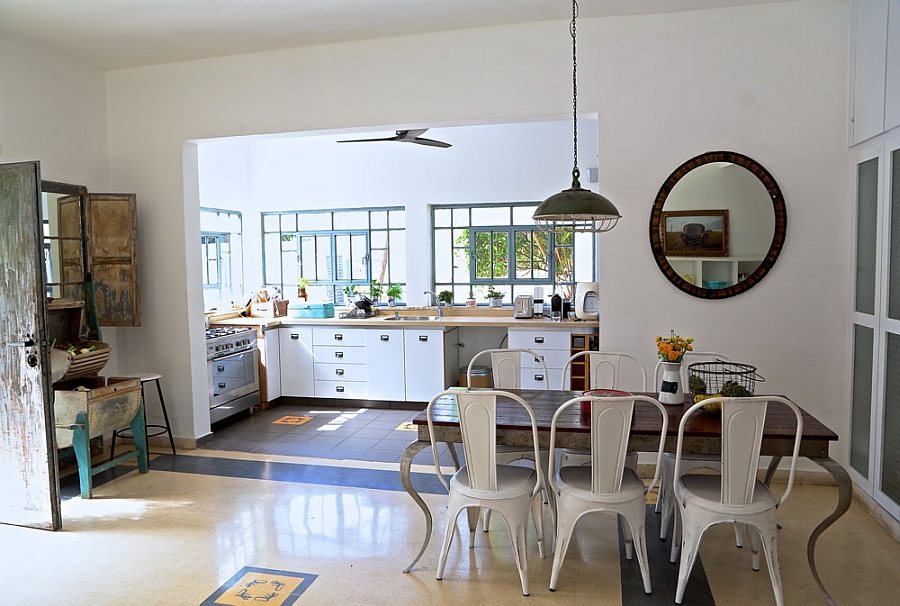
[431,202,594,302]
[261,207,405,304]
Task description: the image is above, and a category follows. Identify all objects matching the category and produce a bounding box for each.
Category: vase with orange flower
[655,330,694,405]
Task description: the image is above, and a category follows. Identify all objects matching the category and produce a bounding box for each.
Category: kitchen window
[262,207,405,304]
[201,208,244,312]
[432,202,595,302]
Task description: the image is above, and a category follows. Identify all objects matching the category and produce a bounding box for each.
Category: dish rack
[687,360,764,398]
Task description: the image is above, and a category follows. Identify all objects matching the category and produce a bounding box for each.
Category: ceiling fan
[337,128,451,148]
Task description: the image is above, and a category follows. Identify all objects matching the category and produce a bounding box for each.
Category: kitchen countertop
[209,308,597,331]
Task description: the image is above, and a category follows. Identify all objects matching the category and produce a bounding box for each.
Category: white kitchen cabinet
[261,327,282,402]
[312,327,366,399]
[279,326,314,397]
[851,0,891,144]
[404,328,459,402]
[366,329,406,401]
[509,327,585,390]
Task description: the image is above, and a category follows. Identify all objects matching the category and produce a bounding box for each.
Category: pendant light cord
[570,0,581,187]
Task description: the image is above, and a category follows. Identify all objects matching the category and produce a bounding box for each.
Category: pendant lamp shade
[533,0,621,234]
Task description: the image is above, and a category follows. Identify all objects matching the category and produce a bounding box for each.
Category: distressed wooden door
[0,161,62,530]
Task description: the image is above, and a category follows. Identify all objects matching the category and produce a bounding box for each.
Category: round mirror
[649,151,786,299]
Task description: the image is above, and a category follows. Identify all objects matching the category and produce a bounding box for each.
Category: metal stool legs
[110,375,176,461]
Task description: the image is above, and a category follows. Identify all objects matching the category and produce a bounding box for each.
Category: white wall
[198,119,599,302]
[0,34,120,369]
[102,1,852,453]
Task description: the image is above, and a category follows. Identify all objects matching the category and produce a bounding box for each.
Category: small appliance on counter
[514,295,534,318]
[574,281,600,321]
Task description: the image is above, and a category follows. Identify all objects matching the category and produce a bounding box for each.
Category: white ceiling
[0,0,785,69]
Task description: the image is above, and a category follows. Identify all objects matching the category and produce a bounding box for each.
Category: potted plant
[438,290,454,307]
[386,283,403,306]
[298,278,309,300]
[485,285,504,308]
[369,280,383,304]
[342,284,358,305]
[466,286,476,308]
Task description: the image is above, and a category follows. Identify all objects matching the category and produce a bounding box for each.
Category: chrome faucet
[423,291,443,317]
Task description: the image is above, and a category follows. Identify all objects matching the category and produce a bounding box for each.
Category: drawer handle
[291,333,299,340]
[534,374,544,381]
[336,385,345,393]
[335,351,344,358]
[217,365,225,372]
[218,382,227,389]
[534,336,544,344]
[334,333,343,341]
[418,335,428,342]
[335,368,344,376]
[380,334,390,341]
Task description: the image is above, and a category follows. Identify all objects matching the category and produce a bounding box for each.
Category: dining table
[399,389,847,606]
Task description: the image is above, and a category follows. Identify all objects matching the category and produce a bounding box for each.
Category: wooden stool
[109,372,176,459]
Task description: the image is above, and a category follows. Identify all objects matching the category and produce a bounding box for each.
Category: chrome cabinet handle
[534,374,544,381]
[8,339,35,347]
[217,365,225,372]
[336,385,345,393]
[291,333,300,340]
[534,336,544,344]
[418,335,428,342]
[334,333,343,341]
[218,382,226,388]
[380,334,389,341]
[335,351,344,358]
[335,368,344,376]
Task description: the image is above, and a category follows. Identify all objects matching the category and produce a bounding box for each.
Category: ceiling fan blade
[336,135,400,143]
[398,129,428,139]
[411,137,452,148]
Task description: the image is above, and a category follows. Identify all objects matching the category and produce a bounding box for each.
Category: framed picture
[660,209,729,257]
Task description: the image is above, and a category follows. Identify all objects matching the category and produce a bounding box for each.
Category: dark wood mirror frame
[649,151,787,300]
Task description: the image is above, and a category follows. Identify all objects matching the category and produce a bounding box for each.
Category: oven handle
[212,349,256,362]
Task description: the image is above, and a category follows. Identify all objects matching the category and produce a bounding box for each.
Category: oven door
[208,348,260,410]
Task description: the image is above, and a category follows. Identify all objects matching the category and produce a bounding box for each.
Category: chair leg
[756,518,784,606]
[153,378,177,456]
[466,506,479,548]
[548,500,577,591]
[670,506,681,563]
[748,523,762,571]
[622,500,652,594]
[530,492,545,559]
[621,514,635,560]
[436,503,463,580]
[482,507,492,532]
[734,522,744,548]
[674,513,705,604]
[509,519,530,596]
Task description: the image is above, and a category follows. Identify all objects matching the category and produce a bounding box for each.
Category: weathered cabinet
[44,183,141,327]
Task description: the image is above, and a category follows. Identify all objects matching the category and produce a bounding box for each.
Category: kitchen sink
[383,316,442,321]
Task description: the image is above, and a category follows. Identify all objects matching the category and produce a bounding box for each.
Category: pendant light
[532,0,621,234]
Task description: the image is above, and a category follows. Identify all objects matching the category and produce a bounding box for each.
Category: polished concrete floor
[3,404,900,605]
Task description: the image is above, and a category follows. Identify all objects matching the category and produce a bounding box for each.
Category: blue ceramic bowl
[702,281,729,289]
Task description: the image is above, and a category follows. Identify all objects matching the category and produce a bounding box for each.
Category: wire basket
[687,360,764,398]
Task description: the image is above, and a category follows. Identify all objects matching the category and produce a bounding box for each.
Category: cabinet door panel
[508,329,571,351]
[404,329,446,402]
[366,329,405,400]
[279,327,314,397]
[86,194,140,326]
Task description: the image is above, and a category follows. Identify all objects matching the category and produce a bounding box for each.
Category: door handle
[8,339,35,347]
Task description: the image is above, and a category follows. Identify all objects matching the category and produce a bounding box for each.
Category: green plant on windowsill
[386,283,402,305]
[438,290,454,306]
[369,280,384,300]
[485,286,504,300]
[342,284,358,299]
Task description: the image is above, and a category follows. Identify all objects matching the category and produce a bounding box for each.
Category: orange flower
[655,329,695,363]
[667,350,680,361]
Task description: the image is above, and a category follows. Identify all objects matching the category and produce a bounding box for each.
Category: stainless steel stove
[206,326,259,423]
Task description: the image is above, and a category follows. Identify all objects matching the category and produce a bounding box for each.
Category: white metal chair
[547,394,668,594]
[467,348,552,533]
[426,389,545,596]
[672,396,803,606]
[655,351,739,541]
[559,351,647,467]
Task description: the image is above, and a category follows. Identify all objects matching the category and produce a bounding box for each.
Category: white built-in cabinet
[664,256,764,289]
[508,327,582,390]
[279,326,314,397]
[278,324,458,402]
[404,328,459,402]
[366,329,406,400]
[851,0,900,144]
[261,327,282,402]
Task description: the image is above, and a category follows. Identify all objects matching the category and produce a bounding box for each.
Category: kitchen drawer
[521,349,572,370]
[314,363,367,382]
[210,356,253,378]
[312,327,367,347]
[313,345,367,365]
[520,368,564,390]
[508,329,572,351]
[212,376,253,396]
[314,380,368,399]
